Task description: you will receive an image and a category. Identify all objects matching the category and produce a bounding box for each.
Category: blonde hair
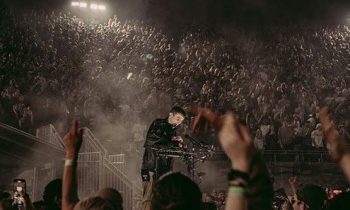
[73,196,114,210]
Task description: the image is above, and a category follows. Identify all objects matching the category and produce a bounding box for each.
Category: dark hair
[151,172,202,210]
[33,200,45,209]
[0,192,11,200]
[297,184,327,210]
[0,191,13,210]
[321,191,350,210]
[169,106,186,117]
[43,179,62,210]
[75,196,114,210]
[202,202,217,210]
[97,188,123,210]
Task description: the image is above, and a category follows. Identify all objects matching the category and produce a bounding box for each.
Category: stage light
[98,5,106,10]
[79,2,87,8]
[71,2,79,6]
[90,3,106,11]
[71,1,107,11]
[90,3,98,10]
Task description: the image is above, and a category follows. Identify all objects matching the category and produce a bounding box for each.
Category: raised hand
[190,106,221,134]
[219,112,254,172]
[319,107,345,161]
[288,176,297,196]
[63,120,83,159]
[191,106,254,172]
[62,120,82,210]
[288,176,297,186]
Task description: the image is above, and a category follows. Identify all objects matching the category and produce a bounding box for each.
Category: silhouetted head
[97,188,123,210]
[297,184,327,210]
[320,191,350,210]
[43,179,62,210]
[151,172,202,210]
[74,196,114,210]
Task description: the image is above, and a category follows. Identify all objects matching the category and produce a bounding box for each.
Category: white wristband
[64,159,75,166]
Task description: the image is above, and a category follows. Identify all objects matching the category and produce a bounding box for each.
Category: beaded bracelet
[227,186,246,197]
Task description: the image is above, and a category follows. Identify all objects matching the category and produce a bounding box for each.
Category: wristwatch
[227,169,250,182]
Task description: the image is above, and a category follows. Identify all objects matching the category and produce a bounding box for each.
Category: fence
[263,150,332,162]
[101,158,134,210]
[34,125,138,210]
[36,124,65,150]
[33,164,56,201]
[80,128,108,154]
[263,146,350,163]
[109,154,125,172]
[76,152,103,198]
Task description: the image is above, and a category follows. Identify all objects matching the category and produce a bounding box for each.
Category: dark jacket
[141,118,177,176]
[143,118,177,147]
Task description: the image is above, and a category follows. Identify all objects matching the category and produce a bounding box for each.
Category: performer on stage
[141,106,186,207]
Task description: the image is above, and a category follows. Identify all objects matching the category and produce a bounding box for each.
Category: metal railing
[75,152,135,210]
[263,150,332,163]
[80,127,108,154]
[132,185,143,210]
[78,128,135,209]
[33,165,55,201]
[109,154,125,172]
[33,125,138,209]
[77,152,103,198]
[101,158,134,210]
[36,124,65,150]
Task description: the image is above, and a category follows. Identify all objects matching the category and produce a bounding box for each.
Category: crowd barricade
[32,125,139,209]
[109,154,125,172]
[36,124,65,150]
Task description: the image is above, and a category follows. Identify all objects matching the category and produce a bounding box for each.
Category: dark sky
[146,0,350,23]
[2,0,350,25]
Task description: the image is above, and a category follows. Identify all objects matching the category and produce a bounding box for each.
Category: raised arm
[62,120,83,210]
[319,107,350,182]
[192,107,273,210]
[219,112,252,210]
[288,176,297,201]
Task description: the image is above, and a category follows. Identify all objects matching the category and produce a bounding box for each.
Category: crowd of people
[0,7,349,152]
[1,106,350,210]
[1,4,350,209]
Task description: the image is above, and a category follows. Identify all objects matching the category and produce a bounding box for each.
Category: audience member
[43,179,62,210]
[61,120,124,210]
[151,172,202,210]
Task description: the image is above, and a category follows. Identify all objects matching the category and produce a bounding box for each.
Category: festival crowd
[0,4,350,210]
[0,9,349,152]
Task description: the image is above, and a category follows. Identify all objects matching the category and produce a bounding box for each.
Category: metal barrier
[74,152,135,210]
[33,125,138,209]
[109,154,125,172]
[33,165,55,201]
[77,152,103,198]
[36,124,65,150]
[263,150,333,162]
[101,158,134,210]
[80,127,108,154]
[132,186,143,210]
[78,129,135,209]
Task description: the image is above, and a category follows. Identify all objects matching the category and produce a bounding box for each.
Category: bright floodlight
[71,1,106,10]
[79,2,87,8]
[71,1,79,6]
[98,5,106,10]
[90,3,98,9]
